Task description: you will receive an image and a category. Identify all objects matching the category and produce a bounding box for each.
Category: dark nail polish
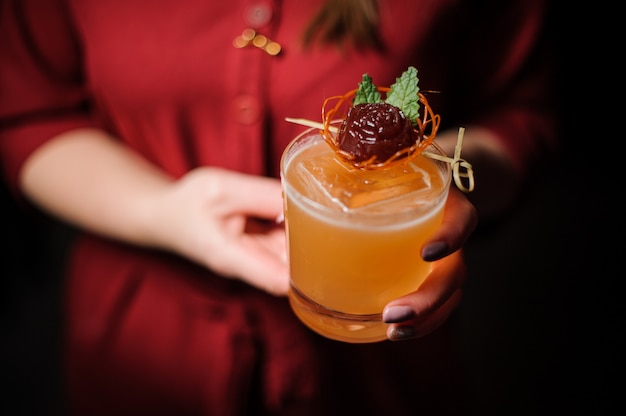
[383,305,414,323]
[388,326,418,341]
[421,241,448,261]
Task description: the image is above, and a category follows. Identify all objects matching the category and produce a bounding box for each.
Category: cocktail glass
[280,124,452,343]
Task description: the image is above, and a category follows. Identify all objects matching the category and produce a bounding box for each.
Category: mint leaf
[353,74,382,105]
[385,66,420,123]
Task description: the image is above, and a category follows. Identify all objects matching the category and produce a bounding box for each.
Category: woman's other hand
[382,189,477,340]
[20,129,290,296]
[150,167,289,296]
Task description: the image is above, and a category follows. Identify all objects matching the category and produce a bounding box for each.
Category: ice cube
[296,157,434,212]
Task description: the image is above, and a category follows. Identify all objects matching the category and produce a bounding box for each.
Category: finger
[421,188,477,261]
[196,169,288,294]
[386,288,462,340]
[383,250,466,340]
[220,227,290,296]
[383,250,466,321]
[218,170,284,220]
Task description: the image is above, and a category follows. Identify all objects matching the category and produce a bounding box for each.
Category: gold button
[264,41,281,56]
[232,36,248,49]
[252,35,268,48]
[241,28,256,41]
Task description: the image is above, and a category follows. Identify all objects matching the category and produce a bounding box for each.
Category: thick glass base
[288,285,388,343]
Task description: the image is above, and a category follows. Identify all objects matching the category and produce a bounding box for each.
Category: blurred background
[1,4,621,415]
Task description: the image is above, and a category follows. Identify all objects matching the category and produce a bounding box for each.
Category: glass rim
[280,126,452,227]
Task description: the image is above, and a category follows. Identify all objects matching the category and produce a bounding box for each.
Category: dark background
[2,4,622,415]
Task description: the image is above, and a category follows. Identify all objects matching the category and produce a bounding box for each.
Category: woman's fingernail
[387,326,418,341]
[383,305,414,323]
[421,241,448,261]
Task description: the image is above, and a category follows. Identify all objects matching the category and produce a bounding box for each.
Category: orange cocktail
[280,127,451,343]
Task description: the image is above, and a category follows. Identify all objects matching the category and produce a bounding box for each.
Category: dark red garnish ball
[337,102,417,163]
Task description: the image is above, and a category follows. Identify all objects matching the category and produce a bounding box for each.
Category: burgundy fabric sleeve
[0,0,93,196]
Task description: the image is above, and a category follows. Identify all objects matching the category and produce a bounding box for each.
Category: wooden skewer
[285,117,338,133]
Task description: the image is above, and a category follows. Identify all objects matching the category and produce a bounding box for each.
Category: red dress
[0,1,557,414]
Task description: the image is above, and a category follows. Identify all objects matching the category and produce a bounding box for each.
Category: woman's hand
[20,129,290,296]
[150,167,289,296]
[382,188,478,340]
